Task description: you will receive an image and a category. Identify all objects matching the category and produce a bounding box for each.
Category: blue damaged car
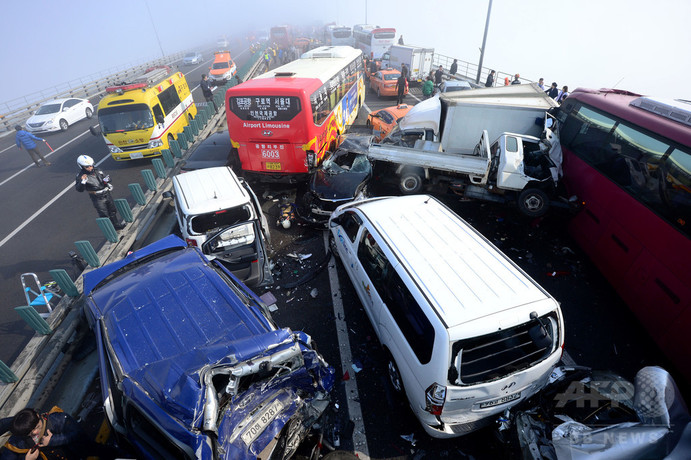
[82,235,335,459]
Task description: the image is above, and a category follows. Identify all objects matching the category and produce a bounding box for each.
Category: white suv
[328,195,564,437]
[165,167,272,287]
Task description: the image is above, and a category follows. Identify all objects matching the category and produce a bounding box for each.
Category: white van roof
[354,195,557,329]
[173,166,250,215]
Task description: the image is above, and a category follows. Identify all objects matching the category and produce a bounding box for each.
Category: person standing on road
[422,75,435,99]
[485,70,495,87]
[200,74,217,110]
[400,63,409,80]
[449,59,458,77]
[15,126,50,167]
[395,74,407,105]
[398,35,404,45]
[434,65,443,87]
[75,155,125,230]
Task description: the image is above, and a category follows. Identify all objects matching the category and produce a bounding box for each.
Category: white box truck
[381,44,434,82]
[369,83,572,216]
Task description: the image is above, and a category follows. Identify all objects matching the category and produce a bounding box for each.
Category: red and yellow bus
[557,87,691,381]
[225,46,365,181]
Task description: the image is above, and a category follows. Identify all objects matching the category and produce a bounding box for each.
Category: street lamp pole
[476,0,493,85]
[365,0,368,23]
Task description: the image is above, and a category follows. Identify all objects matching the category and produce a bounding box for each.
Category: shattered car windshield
[322,150,371,174]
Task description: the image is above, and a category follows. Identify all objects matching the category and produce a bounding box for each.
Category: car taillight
[306,151,316,168]
[424,383,446,416]
[186,238,198,247]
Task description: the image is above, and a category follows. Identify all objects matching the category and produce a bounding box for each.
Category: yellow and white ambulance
[96,66,197,161]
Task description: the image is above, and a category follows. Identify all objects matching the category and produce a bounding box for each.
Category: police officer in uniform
[75,155,125,230]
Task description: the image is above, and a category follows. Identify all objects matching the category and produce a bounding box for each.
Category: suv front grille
[453,312,558,385]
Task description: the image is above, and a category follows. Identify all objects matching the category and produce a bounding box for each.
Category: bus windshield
[228,96,301,122]
[99,104,154,133]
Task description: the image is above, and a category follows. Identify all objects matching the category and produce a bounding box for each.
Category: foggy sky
[1,0,689,106]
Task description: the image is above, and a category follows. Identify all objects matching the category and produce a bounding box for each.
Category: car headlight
[109,146,123,153]
[148,139,163,149]
[44,120,54,125]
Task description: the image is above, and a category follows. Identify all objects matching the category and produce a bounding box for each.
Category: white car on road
[25,98,94,133]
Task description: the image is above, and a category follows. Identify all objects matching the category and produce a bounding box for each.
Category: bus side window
[661,148,691,232]
[153,104,165,124]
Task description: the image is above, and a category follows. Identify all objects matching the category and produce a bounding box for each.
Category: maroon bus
[557,88,691,381]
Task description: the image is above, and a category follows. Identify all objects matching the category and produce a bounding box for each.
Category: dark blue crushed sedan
[83,235,334,459]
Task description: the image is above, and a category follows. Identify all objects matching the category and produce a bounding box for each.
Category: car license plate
[241,399,284,446]
[265,162,281,171]
[129,152,143,159]
[479,392,521,409]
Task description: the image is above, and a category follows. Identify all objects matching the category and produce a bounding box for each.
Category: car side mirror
[155,115,164,124]
[89,125,101,136]
[162,191,174,199]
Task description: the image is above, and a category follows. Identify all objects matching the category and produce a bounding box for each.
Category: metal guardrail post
[97,217,119,243]
[183,125,193,143]
[152,158,166,179]
[0,359,18,383]
[193,119,202,135]
[128,183,146,205]
[114,198,133,222]
[75,240,100,267]
[204,104,214,119]
[15,306,52,335]
[188,119,199,137]
[169,140,182,158]
[214,93,224,109]
[161,149,175,168]
[49,269,79,297]
[141,169,157,191]
[177,133,189,151]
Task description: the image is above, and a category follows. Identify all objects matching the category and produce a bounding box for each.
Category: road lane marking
[324,231,370,459]
[0,128,94,188]
[0,153,110,250]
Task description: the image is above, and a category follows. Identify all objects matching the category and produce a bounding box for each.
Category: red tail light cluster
[424,383,447,416]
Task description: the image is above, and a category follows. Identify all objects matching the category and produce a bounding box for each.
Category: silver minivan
[328,195,564,437]
[165,166,272,287]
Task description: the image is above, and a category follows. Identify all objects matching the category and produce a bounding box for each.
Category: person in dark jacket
[15,126,50,167]
[75,155,125,230]
[0,406,111,460]
[395,74,407,105]
[449,59,458,77]
[546,82,559,99]
[434,66,443,86]
[200,74,217,110]
[485,70,495,87]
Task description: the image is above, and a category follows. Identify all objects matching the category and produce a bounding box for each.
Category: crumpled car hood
[310,168,369,201]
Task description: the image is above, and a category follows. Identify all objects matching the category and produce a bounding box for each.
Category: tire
[518,188,550,218]
[85,107,93,119]
[328,232,340,260]
[386,354,405,395]
[377,87,381,98]
[188,113,194,122]
[268,417,302,460]
[59,119,69,131]
[398,172,423,194]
